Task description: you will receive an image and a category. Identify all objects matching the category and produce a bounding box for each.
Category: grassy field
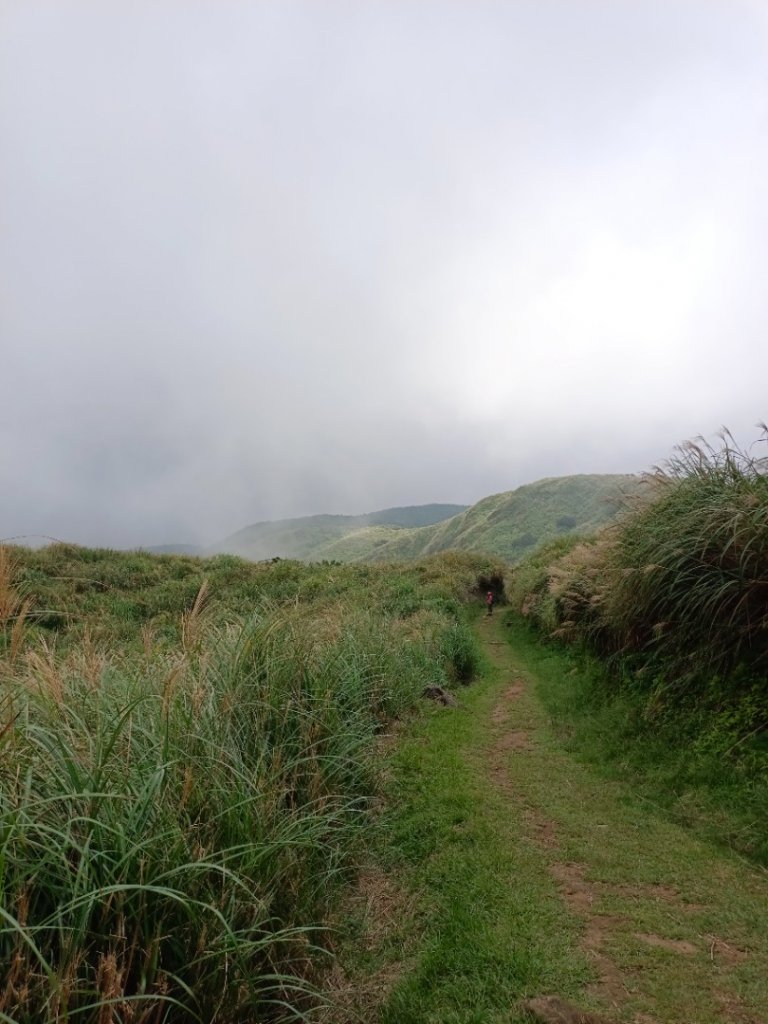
[4,433,766,1023]
[382,474,637,561]
[0,543,501,1023]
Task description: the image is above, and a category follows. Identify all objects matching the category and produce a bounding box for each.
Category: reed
[512,426,768,725]
[0,549,490,1022]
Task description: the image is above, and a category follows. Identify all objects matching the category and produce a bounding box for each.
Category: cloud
[1,1,767,546]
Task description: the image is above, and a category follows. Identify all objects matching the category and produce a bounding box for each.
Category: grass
[493,614,768,1024]
[208,505,468,561]
[508,429,768,859]
[324,612,590,1024]
[326,614,768,1024]
[0,544,499,1022]
[502,614,768,866]
[366,473,639,564]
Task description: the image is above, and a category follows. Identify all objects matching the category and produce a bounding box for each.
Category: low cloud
[2,1,766,546]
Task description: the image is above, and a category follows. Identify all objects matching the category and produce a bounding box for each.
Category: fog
[2,1,767,547]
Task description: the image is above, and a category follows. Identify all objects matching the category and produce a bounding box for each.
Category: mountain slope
[208,476,640,564]
[207,504,468,561]
[320,474,640,563]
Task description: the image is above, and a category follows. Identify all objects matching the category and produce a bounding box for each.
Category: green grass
[502,614,768,866]
[207,505,468,561]
[325,613,590,1024]
[367,474,639,564]
[0,544,500,1022]
[492,614,768,1023]
[507,430,768,864]
[326,614,768,1024]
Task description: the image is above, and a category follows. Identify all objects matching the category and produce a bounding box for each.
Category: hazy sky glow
[2,1,767,546]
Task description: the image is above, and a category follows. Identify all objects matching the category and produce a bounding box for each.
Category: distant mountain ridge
[206,476,640,563]
[206,504,468,561]
[343,474,640,563]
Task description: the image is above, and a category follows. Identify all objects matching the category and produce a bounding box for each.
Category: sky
[2,0,767,547]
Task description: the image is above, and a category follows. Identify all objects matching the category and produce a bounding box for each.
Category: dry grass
[0,544,24,628]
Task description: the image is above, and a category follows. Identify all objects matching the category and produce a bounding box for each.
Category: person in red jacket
[486,590,494,616]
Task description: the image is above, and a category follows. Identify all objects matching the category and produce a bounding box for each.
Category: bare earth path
[477,614,768,1024]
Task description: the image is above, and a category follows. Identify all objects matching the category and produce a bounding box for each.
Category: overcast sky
[2,1,767,547]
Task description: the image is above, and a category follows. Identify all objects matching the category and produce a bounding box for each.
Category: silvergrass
[511,425,768,741]
[0,554,490,1022]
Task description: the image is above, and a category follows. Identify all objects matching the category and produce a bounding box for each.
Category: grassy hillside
[207,476,639,566]
[0,541,500,1023]
[320,474,640,564]
[207,503,467,561]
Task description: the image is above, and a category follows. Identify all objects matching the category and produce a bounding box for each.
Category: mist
[2,1,767,547]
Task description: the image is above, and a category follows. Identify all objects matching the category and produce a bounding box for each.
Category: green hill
[363,474,641,563]
[209,477,639,564]
[206,503,467,561]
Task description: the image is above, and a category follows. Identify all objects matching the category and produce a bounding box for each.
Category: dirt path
[477,614,768,1023]
[324,616,768,1023]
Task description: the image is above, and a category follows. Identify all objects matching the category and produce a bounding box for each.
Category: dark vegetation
[0,544,499,1022]
[508,428,768,863]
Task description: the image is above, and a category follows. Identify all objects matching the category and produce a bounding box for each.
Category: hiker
[486,590,494,616]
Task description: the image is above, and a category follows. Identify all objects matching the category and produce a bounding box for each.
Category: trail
[326,615,768,1024]
[475,613,768,1024]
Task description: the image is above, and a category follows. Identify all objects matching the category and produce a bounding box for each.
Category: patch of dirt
[605,882,679,903]
[522,994,617,1023]
[317,863,412,1023]
[714,991,764,1024]
[706,935,749,966]
[583,917,630,1006]
[635,932,697,956]
[544,862,627,1004]
[490,680,526,725]
[488,682,532,790]
[495,728,533,751]
[549,861,596,914]
[524,808,559,848]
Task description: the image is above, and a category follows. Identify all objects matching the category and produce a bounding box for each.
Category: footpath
[326,614,768,1024]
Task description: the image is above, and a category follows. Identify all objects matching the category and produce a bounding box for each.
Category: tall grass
[510,426,768,754]
[0,550,490,1022]
[513,428,768,681]
[602,428,768,680]
[506,428,768,861]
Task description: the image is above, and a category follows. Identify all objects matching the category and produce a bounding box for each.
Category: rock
[422,685,458,707]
